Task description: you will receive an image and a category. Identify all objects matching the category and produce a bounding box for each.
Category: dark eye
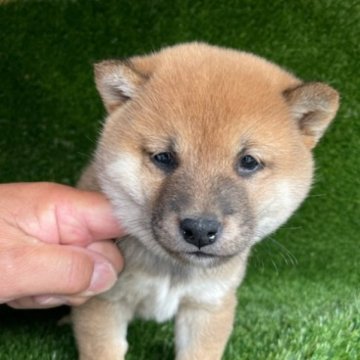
[238,155,261,176]
[151,152,178,172]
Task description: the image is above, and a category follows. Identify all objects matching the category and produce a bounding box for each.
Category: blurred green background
[0,1,359,359]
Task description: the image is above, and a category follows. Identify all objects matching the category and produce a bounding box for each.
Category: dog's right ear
[94,59,151,113]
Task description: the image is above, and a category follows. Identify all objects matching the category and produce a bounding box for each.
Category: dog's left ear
[284,82,339,149]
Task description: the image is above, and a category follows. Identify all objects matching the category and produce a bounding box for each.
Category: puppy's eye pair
[237,154,262,176]
[151,152,178,172]
[151,151,261,175]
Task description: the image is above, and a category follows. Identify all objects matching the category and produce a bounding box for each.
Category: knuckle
[62,251,94,295]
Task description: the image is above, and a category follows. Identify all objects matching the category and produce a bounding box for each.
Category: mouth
[155,240,236,267]
[151,226,237,264]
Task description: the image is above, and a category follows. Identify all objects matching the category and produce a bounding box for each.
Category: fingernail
[84,261,117,296]
[36,296,67,306]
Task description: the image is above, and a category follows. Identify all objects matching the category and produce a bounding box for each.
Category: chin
[170,249,235,268]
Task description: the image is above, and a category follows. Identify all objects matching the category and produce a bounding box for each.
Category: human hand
[0,182,124,308]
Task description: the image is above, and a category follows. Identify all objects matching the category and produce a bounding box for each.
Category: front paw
[78,343,127,360]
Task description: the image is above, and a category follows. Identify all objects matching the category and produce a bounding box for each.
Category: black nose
[180,218,221,249]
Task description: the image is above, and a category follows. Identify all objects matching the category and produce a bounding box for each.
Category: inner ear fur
[94,58,152,113]
[283,82,339,149]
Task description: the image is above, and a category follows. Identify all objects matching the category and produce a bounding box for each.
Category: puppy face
[93,43,339,267]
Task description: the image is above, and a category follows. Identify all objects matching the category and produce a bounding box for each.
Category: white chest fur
[104,266,239,323]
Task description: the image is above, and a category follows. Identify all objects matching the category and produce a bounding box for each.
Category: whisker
[268,237,298,266]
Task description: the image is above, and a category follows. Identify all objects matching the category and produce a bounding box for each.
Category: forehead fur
[133,42,301,112]
[103,43,307,164]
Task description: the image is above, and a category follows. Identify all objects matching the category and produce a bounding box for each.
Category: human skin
[0,182,124,309]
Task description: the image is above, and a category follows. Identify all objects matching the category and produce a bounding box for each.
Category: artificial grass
[0,0,359,359]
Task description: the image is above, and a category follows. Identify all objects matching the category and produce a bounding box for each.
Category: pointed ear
[94,59,150,113]
[283,82,339,149]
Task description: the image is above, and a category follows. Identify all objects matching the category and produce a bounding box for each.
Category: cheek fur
[97,152,167,246]
[103,153,145,205]
[253,178,311,241]
[95,152,149,237]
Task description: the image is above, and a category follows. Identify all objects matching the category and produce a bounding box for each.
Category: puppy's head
[93,43,339,267]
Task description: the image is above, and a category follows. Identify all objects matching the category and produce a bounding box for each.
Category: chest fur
[101,239,247,323]
[104,266,236,323]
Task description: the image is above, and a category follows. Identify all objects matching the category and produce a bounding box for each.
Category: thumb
[0,243,118,302]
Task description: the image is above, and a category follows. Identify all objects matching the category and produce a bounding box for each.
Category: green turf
[0,0,359,359]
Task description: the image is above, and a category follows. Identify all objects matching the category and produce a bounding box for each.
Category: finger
[86,240,124,273]
[7,296,62,309]
[0,243,117,300]
[54,188,125,246]
[6,241,123,309]
[3,183,125,246]
[34,294,89,307]
[8,294,91,309]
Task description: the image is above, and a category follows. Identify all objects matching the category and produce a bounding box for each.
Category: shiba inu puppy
[72,43,339,359]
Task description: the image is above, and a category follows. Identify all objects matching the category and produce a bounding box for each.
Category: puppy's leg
[72,297,132,360]
[175,292,237,360]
